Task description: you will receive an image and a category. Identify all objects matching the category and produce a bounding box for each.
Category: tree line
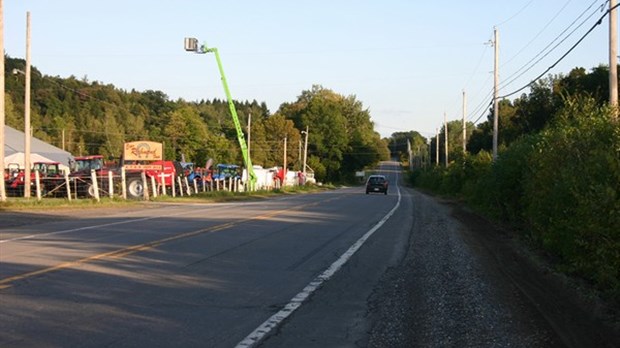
[4,56,389,183]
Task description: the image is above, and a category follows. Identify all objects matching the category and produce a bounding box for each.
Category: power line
[471,99,494,125]
[467,86,494,122]
[496,0,536,26]
[499,0,606,94]
[500,2,619,99]
[501,0,576,67]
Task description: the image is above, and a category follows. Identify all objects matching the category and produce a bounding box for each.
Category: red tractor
[5,161,64,197]
[70,155,181,199]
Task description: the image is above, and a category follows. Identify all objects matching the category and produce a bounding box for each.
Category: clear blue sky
[4,1,616,138]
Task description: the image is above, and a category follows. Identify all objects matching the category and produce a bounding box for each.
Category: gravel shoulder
[367,188,619,347]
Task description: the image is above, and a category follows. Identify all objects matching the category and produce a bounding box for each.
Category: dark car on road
[365,174,388,195]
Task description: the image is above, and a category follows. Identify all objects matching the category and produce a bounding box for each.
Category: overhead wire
[500,0,574,67]
[500,1,618,99]
[499,0,606,94]
[442,36,493,128]
[451,1,532,126]
[495,0,535,27]
[463,0,608,126]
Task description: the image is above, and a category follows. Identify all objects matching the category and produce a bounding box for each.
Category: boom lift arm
[184,38,256,188]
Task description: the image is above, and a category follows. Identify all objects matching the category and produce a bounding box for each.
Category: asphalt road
[2,161,617,347]
[0,162,409,347]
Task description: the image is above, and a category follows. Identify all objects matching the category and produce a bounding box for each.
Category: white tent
[3,125,73,170]
[3,152,70,173]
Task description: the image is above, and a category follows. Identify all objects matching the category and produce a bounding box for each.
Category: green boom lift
[184,38,256,188]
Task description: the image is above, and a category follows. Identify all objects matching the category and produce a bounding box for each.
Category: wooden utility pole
[493,26,499,160]
[283,136,287,175]
[302,126,308,178]
[247,113,251,162]
[298,140,302,171]
[444,113,448,167]
[435,128,439,166]
[0,0,6,202]
[462,90,467,153]
[610,0,618,119]
[427,141,431,168]
[24,12,32,198]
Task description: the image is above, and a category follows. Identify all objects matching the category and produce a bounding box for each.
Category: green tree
[262,114,300,168]
[162,106,210,163]
[279,85,387,182]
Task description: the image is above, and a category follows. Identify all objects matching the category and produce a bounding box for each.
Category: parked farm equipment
[4,161,66,197]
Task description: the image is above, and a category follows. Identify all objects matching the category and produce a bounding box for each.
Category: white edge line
[235,182,402,348]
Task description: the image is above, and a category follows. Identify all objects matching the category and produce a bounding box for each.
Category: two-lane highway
[0,162,409,347]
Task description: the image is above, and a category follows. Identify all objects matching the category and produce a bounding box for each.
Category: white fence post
[108,171,114,198]
[91,169,100,202]
[151,175,157,198]
[121,167,127,200]
[172,175,176,197]
[160,172,166,196]
[184,177,191,196]
[141,171,149,200]
[64,171,72,201]
[176,177,182,197]
[35,170,41,201]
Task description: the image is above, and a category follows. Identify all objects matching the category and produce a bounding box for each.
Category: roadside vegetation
[407,65,620,304]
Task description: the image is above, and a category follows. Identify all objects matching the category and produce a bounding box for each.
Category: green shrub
[524,97,620,298]
[409,96,620,300]
[490,134,540,224]
[459,151,494,212]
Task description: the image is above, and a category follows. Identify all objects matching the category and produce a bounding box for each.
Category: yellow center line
[0,197,335,290]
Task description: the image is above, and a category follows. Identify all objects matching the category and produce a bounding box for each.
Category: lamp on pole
[184,37,256,188]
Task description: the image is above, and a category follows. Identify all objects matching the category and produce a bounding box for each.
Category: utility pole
[298,140,302,171]
[247,113,251,162]
[444,112,448,167]
[493,26,500,160]
[407,139,412,171]
[462,90,467,154]
[435,128,439,166]
[427,141,431,168]
[0,0,6,202]
[610,0,618,119]
[24,12,32,198]
[302,126,308,178]
[283,136,287,176]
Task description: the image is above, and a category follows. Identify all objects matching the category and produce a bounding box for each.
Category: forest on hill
[4,56,390,183]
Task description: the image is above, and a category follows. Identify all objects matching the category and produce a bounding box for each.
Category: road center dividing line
[0,196,340,290]
[236,184,402,348]
[0,204,258,244]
